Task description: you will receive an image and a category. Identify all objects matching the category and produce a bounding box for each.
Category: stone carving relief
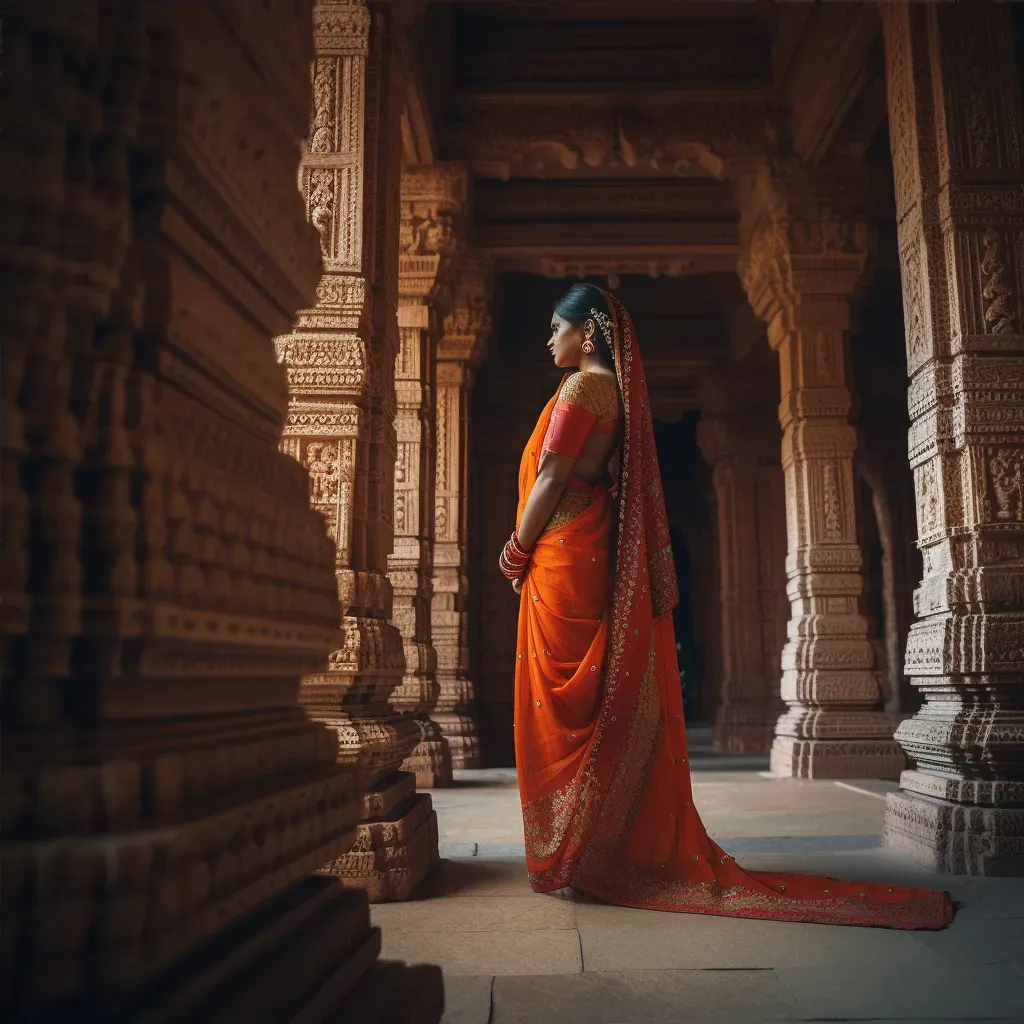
[916,459,941,536]
[310,58,336,154]
[988,447,1023,523]
[739,164,899,781]
[306,440,341,504]
[401,211,454,256]
[900,239,928,365]
[881,1,1024,875]
[822,461,843,540]
[275,0,439,902]
[308,167,335,258]
[980,228,1018,335]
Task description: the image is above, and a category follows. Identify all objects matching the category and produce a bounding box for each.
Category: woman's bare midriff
[573,425,619,482]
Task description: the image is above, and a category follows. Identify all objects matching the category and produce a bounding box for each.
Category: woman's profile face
[547,312,584,368]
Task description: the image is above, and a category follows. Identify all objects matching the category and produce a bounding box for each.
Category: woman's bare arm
[517,452,574,551]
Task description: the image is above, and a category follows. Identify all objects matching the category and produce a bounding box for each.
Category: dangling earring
[581,323,596,355]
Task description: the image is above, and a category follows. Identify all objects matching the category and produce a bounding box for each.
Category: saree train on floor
[511,290,953,930]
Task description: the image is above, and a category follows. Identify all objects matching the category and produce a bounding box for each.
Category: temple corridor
[4,1,1024,1020]
[380,731,1024,1022]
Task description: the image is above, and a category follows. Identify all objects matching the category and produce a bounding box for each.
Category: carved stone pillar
[880,2,1024,874]
[433,257,494,768]
[0,2,441,1019]
[390,166,467,788]
[740,166,906,779]
[275,1,438,900]
[697,369,787,754]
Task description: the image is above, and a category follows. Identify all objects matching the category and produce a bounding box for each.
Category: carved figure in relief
[901,245,926,362]
[990,448,1023,521]
[980,229,1017,334]
[917,461,940,534]
[308,168,333,257]
[822,463,843,540]
[500,282,952,929]
[305,442,340,504]
[401,211,453,256]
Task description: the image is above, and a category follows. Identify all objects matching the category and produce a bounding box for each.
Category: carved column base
[883,773,1024,875]
[771,733,906,779]
[433,712,483,768]
[713,698,780,755]
[316,711,421,785]
[402,716,454,788]
[319,770,439,901]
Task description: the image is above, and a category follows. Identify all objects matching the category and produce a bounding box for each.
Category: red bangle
[499,529,531,580]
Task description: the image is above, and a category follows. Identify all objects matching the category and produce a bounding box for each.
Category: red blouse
[541,372,619,461]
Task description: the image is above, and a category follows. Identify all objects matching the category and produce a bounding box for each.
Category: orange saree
[513,291,953,929]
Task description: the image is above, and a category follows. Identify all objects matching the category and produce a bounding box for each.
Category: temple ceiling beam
[773,3,884,167]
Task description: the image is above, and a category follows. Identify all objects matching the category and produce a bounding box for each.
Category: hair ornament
[590,307,614,342]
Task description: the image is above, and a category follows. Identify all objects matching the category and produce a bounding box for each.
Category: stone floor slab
[418,857,536,898]
[909,917,1024,966]
[372,894,575,933]
[492,969,806,1024]
[575,902,946,972]
[954,878,1024,921]
[774,963,1024,1020]
[440,975,493,1024]
[380,928,583,976]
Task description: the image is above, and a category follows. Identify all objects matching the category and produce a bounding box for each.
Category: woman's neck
[578,353,614,376]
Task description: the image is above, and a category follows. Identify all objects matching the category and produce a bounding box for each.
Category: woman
[499,283,952,929]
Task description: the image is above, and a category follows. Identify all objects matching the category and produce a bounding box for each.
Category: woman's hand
[512,575,524,595]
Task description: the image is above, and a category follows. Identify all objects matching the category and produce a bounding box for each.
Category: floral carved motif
[310,58,336,154]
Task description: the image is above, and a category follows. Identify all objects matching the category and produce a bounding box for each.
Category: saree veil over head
[513,291,952,929]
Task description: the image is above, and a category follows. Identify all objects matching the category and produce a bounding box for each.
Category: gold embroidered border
[545,492,592,531]
[560,371,620,420]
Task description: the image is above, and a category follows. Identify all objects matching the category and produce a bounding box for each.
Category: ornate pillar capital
[440,255,494,373]
[399,163,469,309]
[739,163,875,333]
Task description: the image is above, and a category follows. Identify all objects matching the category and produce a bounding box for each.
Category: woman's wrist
[499,529,532,581]
[510,528,533,556]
